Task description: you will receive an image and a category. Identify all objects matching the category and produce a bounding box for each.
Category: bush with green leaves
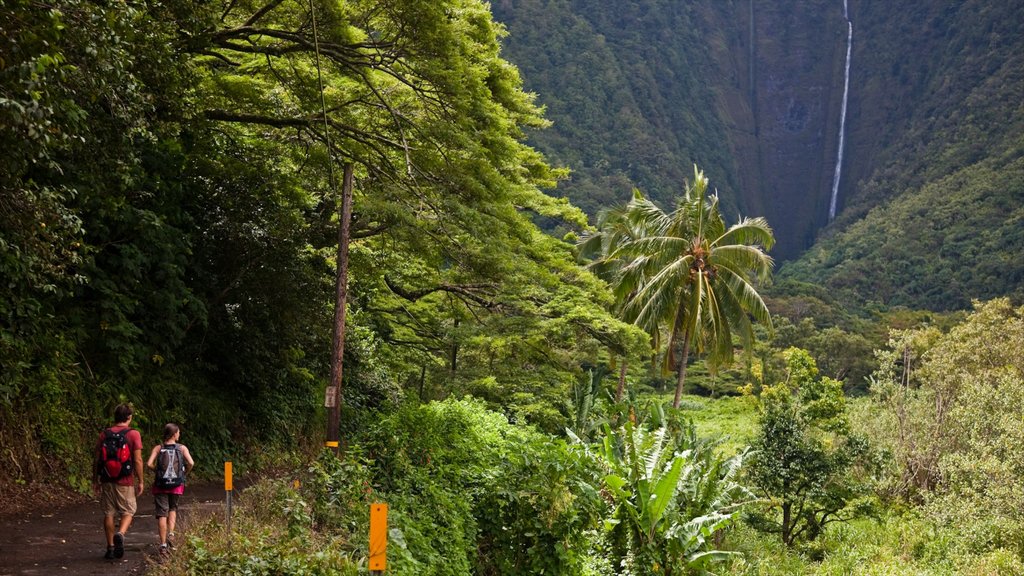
[359,397,606,575]
[586,410,753,575]
[746,348,878,546]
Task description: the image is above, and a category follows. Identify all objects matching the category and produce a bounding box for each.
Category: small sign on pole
[324,386,337,408]
[369,503,388,573]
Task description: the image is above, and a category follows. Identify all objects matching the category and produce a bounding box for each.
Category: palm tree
[613,166,775,408]
[578,193,663,401]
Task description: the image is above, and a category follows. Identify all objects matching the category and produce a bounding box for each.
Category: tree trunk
[449,318,459,374]
[782,500,793,546]
[418,363,427,403]
[326,163,354,454]
[672,328,691,409]
[615,356,628,403]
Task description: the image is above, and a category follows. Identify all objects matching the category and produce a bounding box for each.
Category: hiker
[93,403,145,560]
[146,423,194,555]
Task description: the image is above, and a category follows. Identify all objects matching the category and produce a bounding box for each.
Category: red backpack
[98,428,133,482]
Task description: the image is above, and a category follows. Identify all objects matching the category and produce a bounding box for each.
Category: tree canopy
[0,0,644,482]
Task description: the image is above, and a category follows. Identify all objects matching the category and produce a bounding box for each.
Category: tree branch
[244,0,286,27]
[204,109,313,128]
[385,276,497,309]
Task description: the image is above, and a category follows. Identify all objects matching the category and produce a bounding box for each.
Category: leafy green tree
[869,299,1024,552]
[598,166,774,408]
[188,0,647,433]
[747,348,877,546]
[1,0,212,481]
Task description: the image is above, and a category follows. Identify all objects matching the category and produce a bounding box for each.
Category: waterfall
[828,3,852,221]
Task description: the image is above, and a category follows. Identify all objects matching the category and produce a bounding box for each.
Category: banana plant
[591,417,752,575]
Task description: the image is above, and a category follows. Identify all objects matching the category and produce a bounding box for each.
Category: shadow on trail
[0,482,233,576]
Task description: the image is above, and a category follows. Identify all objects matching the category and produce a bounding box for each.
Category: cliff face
[492,0,1024,270]
[701,0,847,259]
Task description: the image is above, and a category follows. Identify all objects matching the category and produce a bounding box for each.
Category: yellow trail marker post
[225,461,233,546]
[369,503,388,573]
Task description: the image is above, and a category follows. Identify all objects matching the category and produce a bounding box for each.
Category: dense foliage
[154,398,749,575]
[0,0,643,486]
[4,1,1024,575]
[866,299,1024,554]
[490,0,739,219]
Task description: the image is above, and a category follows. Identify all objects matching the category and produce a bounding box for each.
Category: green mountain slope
[783,147,1024,311]
[492,0,1024,309]
[491,0,740,218]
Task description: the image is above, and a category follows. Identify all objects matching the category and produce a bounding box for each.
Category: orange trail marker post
[225,461,233,545]
[369,503,388,573]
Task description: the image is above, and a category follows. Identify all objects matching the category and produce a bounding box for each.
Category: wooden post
[327,163,355,454]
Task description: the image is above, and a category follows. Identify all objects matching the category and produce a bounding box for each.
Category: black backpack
[155,444,186,489]
[98,428,133,482]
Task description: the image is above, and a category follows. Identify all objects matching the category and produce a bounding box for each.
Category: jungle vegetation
[2,0,1022,574]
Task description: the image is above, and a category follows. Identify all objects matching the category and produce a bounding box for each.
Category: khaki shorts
[100,483,137,517]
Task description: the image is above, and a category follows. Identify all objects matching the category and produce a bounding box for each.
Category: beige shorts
[100,483,137,517]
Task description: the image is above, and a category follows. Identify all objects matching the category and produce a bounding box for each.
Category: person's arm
[133,448,145,496]
[92,436,103,493]
[181,445,195,476]
[146,445,160,470]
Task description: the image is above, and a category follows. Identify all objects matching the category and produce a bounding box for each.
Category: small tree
[747,348,876,546]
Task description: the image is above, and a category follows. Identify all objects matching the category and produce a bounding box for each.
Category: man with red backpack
[93,403,145,560]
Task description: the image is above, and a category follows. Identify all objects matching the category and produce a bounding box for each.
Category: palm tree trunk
[672,328,691,409]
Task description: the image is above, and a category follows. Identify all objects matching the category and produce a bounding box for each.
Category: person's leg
[117,513,134,535]
[154,494,170,546]
[112,485,137,558]
[100,483,118,556]
[166,494,180,546]
[117,485,137,534]
[103,514,116,546]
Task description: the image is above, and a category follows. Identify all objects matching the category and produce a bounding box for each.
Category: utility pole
[326,164,354,454]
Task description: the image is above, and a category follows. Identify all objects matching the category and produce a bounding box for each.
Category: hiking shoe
[104,546,116,560]
[159,543,170,557]
[166,532,175,548]
[113,532,124,558]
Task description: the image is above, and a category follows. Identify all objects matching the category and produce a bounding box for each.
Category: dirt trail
[0,483,229,576]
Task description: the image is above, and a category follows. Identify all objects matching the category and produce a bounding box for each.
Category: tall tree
[189,0,644,431]
[595,167,775,408]
[578,190,663,401]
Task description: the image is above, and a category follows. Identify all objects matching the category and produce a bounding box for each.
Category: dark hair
[162,423,180,442]
[113,403,133,424]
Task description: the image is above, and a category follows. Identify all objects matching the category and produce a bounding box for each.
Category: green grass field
[674,393,759,456]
